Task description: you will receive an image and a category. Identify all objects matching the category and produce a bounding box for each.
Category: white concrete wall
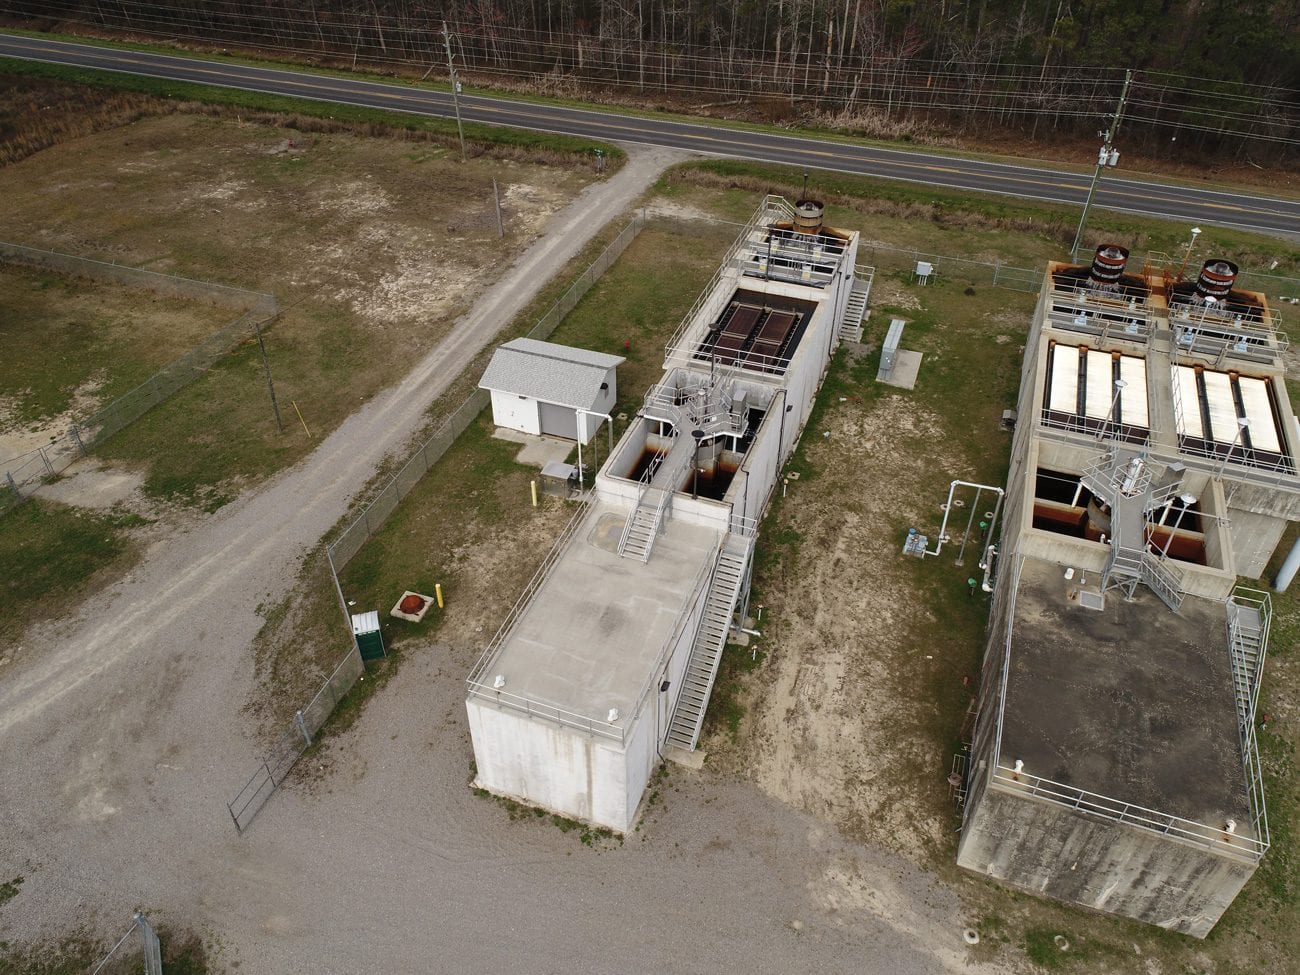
[959,784,1256,939]
[490,389,540,436]
[731,398,784,525]
[1226,507,1287,579]
[467,698,638,833]
[671,495,732,533]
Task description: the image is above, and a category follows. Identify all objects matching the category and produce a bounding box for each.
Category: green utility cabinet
[351,611,386,661]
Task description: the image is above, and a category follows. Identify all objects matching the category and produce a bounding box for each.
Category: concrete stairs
[840,281,870,343]
[665,534,754,752]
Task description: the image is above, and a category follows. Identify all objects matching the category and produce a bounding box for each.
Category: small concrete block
[663,745,707,770]
[391,590,435,622]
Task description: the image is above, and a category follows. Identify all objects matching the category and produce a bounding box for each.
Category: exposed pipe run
[980,545,999,593]
[923,480,1006,562]
[1273,534,1300,592]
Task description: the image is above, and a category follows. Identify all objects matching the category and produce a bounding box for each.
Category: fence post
[133,911,163,975]
[294,709,312,747]
[39,446,56,479]
[5,471,20,502]
[69,424,88,456]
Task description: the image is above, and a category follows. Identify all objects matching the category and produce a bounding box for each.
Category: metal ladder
[664,534,754,751]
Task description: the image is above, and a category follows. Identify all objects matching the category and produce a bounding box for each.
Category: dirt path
[0,146,1010,974]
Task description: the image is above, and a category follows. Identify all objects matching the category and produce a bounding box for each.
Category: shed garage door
[538,401,579,440]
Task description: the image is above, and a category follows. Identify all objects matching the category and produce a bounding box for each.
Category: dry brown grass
[0,75,160,166]
[665,165,1077,243]
[0,72,603,172]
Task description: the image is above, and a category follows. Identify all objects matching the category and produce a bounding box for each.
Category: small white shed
[479,338,625,441]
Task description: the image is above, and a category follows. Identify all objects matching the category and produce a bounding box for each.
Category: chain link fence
[0,244,278,512]
[88,911,162,975]
[228,212,647,832]
[227,641,364,832]
[0,241,276,313]
[857,242,1046,293]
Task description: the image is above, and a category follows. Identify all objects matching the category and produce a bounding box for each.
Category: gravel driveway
[0,144,1008,974]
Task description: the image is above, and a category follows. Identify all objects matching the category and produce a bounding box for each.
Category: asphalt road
[3,31,1297,240]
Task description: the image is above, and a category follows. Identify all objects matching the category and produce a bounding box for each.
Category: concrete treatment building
[466,197,869,832]
[959,246,1295,937]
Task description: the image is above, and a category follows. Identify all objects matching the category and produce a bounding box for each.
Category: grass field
[0,85,595,512]
[0,499,146,649]
[0,263,229,447]
[0,76,598,651]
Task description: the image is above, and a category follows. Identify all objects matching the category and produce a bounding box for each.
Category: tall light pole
[1176,226,1202,281]
[441,22,467,162]
[1070,69,1133,264]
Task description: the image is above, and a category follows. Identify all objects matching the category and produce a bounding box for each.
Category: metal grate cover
[1077,590,1106,611]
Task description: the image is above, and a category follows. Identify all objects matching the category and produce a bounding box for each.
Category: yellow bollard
[292,400,313,439]
[531,479,538,508]
[435,583,444,609]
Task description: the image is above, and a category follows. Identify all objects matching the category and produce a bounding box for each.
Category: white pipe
[1273,535,1300,592]
[923,480,1005,558]
[573,409,616,492]
[980,545,998,592]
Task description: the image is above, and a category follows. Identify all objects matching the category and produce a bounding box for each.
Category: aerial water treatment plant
[465,197,871,832]
[958,245,1299,936]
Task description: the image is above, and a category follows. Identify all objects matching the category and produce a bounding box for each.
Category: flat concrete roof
[1000,556,1250,828]
[483,501,722,733]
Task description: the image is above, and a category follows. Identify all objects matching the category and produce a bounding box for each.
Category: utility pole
[1070,68,1133,264]
[251,316,285,434]
[441,22,467,162]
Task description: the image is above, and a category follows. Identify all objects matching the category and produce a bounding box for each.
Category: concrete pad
[390,591,436,622]
[879,349,923,390]
[491,428,575,467]
[663,745,707,770]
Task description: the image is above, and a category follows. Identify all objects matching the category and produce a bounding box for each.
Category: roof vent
[792,198,825,234]
[1089,244,1129,285]
[1195,260,1238,300]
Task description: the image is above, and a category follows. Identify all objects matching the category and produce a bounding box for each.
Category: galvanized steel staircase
[617,486,671,562]
[1087,448,1187,611]
[1227,595,1269,734]
[620,371,747,563]
[840,280,870,343]
[665,533,754,751]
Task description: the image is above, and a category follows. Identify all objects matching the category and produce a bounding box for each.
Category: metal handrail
[991,765,1267,861]
[623,543,720,734]
[466,497,593,688]
[465,682,624,740]
[1038,407,1151,446]
[663,197,784,362]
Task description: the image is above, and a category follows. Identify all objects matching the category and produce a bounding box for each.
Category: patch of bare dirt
[0,376,106,481]
[715,394,961,864]
[870,278,924,312]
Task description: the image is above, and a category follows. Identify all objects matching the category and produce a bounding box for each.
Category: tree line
[5,1,1298,161]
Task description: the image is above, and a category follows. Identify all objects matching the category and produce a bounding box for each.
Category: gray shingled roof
[479,338,626,411]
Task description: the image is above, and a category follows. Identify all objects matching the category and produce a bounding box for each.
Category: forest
[3,1,1298,162]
